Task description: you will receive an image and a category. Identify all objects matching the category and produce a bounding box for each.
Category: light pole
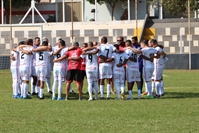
[10,0,12,49]
[188,0,191,70]
[71,0,74,43]
[1,0,3,24]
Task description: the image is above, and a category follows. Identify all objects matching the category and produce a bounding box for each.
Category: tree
[0,0,40,24]
[87,0,127,20]
[148,0,199,15]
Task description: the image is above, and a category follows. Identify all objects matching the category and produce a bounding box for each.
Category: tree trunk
[111,4,116,21]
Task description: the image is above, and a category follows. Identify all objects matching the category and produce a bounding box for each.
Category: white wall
[84,0,146,22]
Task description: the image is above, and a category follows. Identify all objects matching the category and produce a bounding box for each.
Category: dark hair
[125,40,132,45]
[83,43,88,47]
[88,42,93,47]
[132,36,138,41]
[114,44,119,50]
[42,41,48,46]
[118,36,124,41]
[26,39,33,46]
[101,36,108,43]
[18,41,25,46]
[35,37,40,40]
[140,40,148,45]
[59,39,65,46]
[150,39,157,44]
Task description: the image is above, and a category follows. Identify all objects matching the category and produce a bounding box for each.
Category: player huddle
[10,36,167,101]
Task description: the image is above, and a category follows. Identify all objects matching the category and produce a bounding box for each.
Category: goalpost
[0,24,43,70]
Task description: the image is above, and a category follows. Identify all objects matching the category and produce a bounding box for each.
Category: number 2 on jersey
[88,54,92,62]
[21,52,24,59]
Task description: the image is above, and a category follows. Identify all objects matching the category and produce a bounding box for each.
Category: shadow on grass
[162,92,199,99]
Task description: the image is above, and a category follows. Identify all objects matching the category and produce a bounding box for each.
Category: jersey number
[57,54,61,59]
[21,52,24,59]
[39,52,43,60]
[119,56,123,64]
[105,48,109,57]
[88,54,92,62]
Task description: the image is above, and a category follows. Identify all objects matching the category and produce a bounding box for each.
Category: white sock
[21,83,25,98]
[36,86,39,94]
[138,86,141,98]
[145,82,148,92]
[146,82,152,96]
[37,86,40,96]
[58,81,63,98]
[160,81,164,95]
[23,83,28,98]
[107,84,110,98]
[52,80,58,98]
[18,82,21,95]
[88,82,93,99]
[114,82,120,98]
[46,78,51,92]
[120,83,125,94]
[93,81,98,99]
[31,85,35,94]
[70,85,73,92]
[128,90,132,98]
[13,82,18,96]
[100,85,104,98]
[155,82,161,95]
[39,89,44,98]
[152,81,155,93]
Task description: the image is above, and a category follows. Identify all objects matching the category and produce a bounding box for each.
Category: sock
[21,83,25,98]
[128,90,132,98]
[145,82,148,92]
[24,83,29,97]
[88,82,93,99]
[93,81,98,99]
[114,82,120,98]
[18,82,21,95]
[52,80,58,98]
[36,86,39,94]
[146,82,152,96]
[46,78,51,92]
[70,85,73,92]
[31,85,35,94]
[12,82,17,96]
[155,82,161,95]
[100,85,104,98]
[107,84,110,98]
[120,83,125,94]
[160,81,164,95]
[37,86,40,96]
[151,81,155,93]
[14,82,19,96]
[58,81,63,98]
[39,89,44,98]
[138,86,141,98]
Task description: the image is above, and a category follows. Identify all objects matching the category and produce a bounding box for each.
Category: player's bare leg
[110,78,115,94]
[76,82,82,100]
[31,76,37,95]
[65,82,71,100]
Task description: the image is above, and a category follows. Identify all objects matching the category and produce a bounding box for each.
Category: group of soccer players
[10,35,167,101]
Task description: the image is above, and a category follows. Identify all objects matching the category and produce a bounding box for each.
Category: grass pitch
[0,70,198,133]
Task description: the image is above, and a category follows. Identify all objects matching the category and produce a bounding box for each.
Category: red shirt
[81,59,86,70]
[119,45,126,51]
[66,48,82,70]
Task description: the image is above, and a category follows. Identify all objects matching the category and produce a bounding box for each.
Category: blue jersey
[132,44,143,67]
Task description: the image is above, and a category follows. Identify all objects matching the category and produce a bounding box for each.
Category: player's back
[82,49,98,71]
[19,47,33,67]
[53,46,68,66]
[154,46,164,68]
[98,44,115,58]
[112,52,128,68]
[35,51,50,67]
[142,47,157,67]
[125,49,139,70]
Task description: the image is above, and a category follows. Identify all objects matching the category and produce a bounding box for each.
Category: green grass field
[0,70,198,133]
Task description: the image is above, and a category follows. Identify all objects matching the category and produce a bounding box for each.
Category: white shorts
[36,66,47,81]
[20,67,31,81]
[99,65,112,79]
[152,67,164,80]
[11,67,20,82]
[143,67,154,82]
[86,71,98,83]
[31,65,37,76]
[113,73,125,83]
[126,69,141,82]
[53,66,65,82]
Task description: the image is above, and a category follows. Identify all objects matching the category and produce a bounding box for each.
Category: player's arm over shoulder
[19,45,33,55]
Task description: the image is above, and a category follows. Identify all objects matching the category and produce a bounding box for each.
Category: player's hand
[53,59,57,62]
[10,56,15,61]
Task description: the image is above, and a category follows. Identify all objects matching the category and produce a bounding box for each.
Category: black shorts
[66,69,82,83]
[81,70,86,80]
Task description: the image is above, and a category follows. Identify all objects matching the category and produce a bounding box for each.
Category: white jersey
[154,46,164,68]
[81,49,98,72]
[10,50,19,68]
[35,51,51,67]
[19,46,33,67]
[125,48,139,71]
[32,44,38,67]
[112,52,128,74]
[98,44,116,66]
[52,46,68,67]
[141,47,157,68]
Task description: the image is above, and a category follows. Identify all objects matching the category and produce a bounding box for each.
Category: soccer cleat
[65,97,69,100]
[121,93,126,100]
[48,91,52,94]
[13,95,20,99]
[100,97,104,100]
[145,95,154,99]
[94,97,98,100]
[126,97,133,100]
[161,93,165,97]
[52,97,57,100]
[57,97,65,100]
[20,96,23,99]
[31,92,37,95]
[39,97,44,100]
[106,97,110,100]
[88,98,93,101]
[79,97,83,101]
[141,91,148,95]
[70,91,76,94]
[154,95,160,98]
